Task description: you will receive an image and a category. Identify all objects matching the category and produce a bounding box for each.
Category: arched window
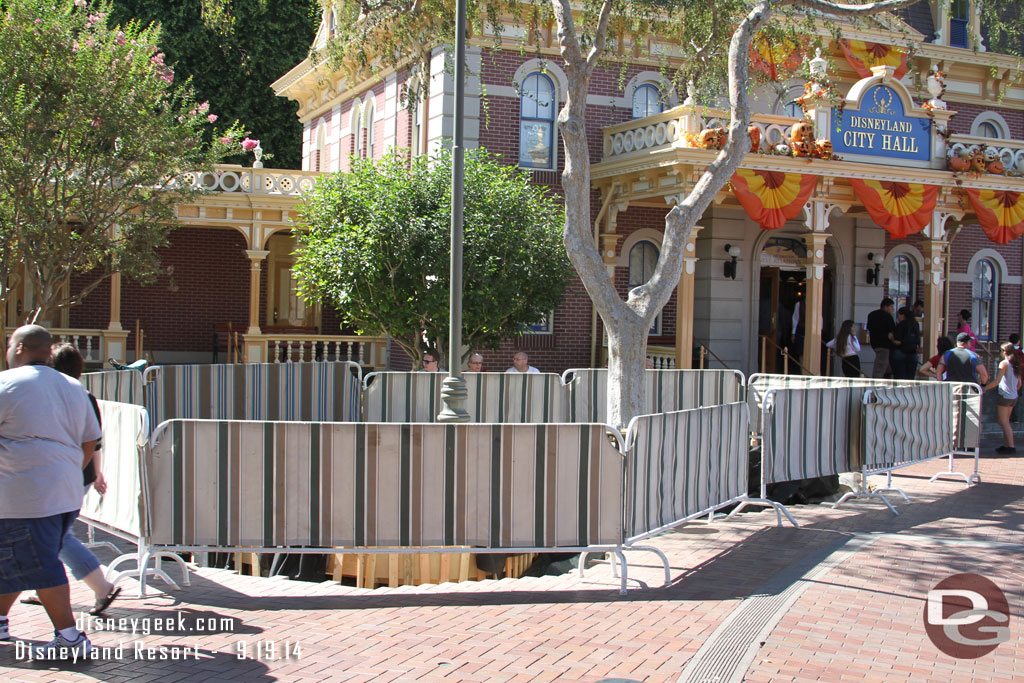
[887,255,914,311]
[632,84,663,119]
[783,100,803,119]
[629,240,661,335]
[519,72,556,169]
[364,101,375,159]
[410,86,424,157]
[972,258,997,340]
[950,0,970,48]
[977,121,1000,139]
[351,101,363,157]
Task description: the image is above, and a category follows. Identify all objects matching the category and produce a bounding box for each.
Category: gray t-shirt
[0,365,102,519]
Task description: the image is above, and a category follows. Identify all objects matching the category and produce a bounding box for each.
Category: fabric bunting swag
[731,169,817,230]
[840,40,909,79]
[848,179,937,239]
[963,188,1024,245]
[749,36,802,80]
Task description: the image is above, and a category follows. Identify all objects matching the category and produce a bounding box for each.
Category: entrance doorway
[757,237,834,374]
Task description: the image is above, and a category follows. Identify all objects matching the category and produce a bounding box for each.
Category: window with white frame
[632,83,664,119]
[888,255,914,311]
[410,87,424,157]
[364,101,375,159]
[977,121,1001,138]
[628,240,662,335]
[950,0,970,48]
[972,258,997,340]
[351,102,362,157]
[526,311,553,334]
[519,72,556,169]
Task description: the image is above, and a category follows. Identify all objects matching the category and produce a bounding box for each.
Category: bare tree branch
[585,0,615,73]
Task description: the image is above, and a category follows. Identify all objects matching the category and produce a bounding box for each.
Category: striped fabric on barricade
[78,401,191,594]
[137,418,674,593]
[362,372,564,423]
[562,368,745,423]
[144,362,361,425]
[623,403,750,543]
[80,369,146,406]
[739,375,982,522]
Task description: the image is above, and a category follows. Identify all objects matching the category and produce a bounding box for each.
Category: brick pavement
[1,445,1020,682]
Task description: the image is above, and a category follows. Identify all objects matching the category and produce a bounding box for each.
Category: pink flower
[150,52,165,66]
[220,136,233,145]
[75,0,87,7]
[207,114,218,123]
[241,137,260,152]
[34,18,42,23]
[84,37,95,47]
[116,31,126,46]
[91,117,101,127]
[198,101,209,114]
[160,69,174,83]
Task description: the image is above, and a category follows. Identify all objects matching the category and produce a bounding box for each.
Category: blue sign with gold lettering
[832,85,930,161]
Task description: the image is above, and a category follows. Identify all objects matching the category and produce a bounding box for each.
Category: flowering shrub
[0,0,245,319]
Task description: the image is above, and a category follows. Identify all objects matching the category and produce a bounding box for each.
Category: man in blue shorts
[0,325,101,660]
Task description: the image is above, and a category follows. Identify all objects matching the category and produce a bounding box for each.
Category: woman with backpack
[891,306,921,380]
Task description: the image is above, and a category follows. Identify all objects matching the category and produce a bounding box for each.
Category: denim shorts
[0,511,77,593]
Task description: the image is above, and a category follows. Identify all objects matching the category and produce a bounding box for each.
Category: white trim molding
[970,111,1010,139]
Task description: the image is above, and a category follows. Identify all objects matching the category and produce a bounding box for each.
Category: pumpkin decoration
[790,119,814,144]
[947,154,971,172]
[792,139,813,157]
[747,124,761,152]
[988,159,1005,175]
[697,127,726,150]
[970,149,987,174]
[775,142,791,156]
[814,138,833,159]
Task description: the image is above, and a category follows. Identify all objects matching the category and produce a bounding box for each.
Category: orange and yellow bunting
[963,188,1024,244]
[839,40,909,79]
[749,35,803,81]
[731,169,817,230]
[849,179,937,239]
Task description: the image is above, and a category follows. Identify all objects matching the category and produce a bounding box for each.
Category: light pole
[437,0,469,423]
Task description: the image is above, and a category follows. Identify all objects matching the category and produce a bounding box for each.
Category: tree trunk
[606,318,648,428]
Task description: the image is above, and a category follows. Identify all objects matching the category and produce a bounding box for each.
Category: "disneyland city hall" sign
[831,84,931,162]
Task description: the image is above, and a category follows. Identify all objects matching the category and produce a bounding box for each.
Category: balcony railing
[249,333,388,368]
[947,134,1024,173]
[172,165,322,196]
[603,105,800,160]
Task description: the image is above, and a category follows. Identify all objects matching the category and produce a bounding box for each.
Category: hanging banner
[731,169,817,230]
[839,40,909,79]
[849,179,937,238]
[963,188,1024,244]
[749,35,802,80]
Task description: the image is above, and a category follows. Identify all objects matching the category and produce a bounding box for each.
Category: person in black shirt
[866,298,897,378]
[891,306,921,379]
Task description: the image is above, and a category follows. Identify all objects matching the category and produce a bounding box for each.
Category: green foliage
[294,148,571,365]
[0,0,244,321]
[108,0,320,170]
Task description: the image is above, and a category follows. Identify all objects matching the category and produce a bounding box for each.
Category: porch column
[244,249,269,363]
[101,272,129,363]
[802,232,829,374]
[675,225,702,369]
[922,239,948,358]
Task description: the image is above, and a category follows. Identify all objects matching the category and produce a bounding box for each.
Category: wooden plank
[388,554,400,588]
[458,553,470,582]
[419,554,431,584]
[439,554,451,584]
[364,554,377,589]
[249,553,260,577]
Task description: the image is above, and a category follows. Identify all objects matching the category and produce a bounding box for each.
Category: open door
[758,267,780,373]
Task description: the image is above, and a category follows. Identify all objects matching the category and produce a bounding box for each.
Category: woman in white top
[826,320,862,377]
[985,342,1022,454]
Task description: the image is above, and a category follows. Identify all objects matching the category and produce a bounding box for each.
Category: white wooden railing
[0,328,104,370]
[258,334,388,368]
[603,105,800,160]
[172,165,322,196]
[947,134,1024,173]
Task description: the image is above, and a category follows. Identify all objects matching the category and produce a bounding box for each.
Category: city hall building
[34,1,1024,378]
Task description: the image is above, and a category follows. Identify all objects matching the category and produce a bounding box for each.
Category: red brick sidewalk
[1,447,1020,682]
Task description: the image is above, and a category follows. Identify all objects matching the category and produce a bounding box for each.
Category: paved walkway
[1,444,1020,682]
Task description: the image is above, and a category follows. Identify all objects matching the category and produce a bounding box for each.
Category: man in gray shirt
[0,325,101,659]
[936,332,989,385]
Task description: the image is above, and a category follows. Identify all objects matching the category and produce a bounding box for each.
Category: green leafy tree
[294,148,571,367]
[0,0,244,323]
[107,0,321,169]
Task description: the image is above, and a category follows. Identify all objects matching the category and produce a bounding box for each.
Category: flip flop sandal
[89,586,122,616]
[19,596,42,606]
